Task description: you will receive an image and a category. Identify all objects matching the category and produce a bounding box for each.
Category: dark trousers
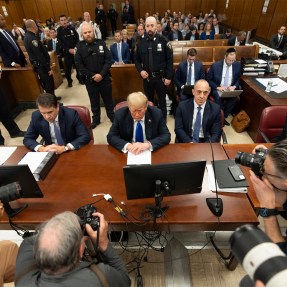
[64,53,79,84]
[85,78,114,123]
[110,20,117,35]
[34,67,55,95]
[211,90,239,118]
[143,78,167,119]
[0,89,21,137]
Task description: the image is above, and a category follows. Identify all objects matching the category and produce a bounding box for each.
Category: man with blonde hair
[107,91,170,154]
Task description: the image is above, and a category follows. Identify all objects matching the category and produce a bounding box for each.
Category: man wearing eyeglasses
[239,140,287,287]
[107,91,170,154]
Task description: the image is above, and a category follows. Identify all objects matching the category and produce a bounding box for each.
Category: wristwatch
[259,208,278,217]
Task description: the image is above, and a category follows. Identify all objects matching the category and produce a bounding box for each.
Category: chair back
[256,106,287,142]
[66,105,94,144]
[114,100,154,112]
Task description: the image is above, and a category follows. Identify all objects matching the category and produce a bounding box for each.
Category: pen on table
[271,84,278,87]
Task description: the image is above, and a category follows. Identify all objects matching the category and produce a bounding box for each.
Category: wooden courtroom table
[223,143,273,209]
[0,144,258,232]
[238,76,287,142]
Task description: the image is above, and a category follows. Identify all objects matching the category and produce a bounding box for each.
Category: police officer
[75,23,114,129]
[95,4,107,41]
[57,14,82,87]
[24,19,61,100]
[107,4,118,36]
[134,16,173,119]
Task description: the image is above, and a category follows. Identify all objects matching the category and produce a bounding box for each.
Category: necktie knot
[197,106,202,111]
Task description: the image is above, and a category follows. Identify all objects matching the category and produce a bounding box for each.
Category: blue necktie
[117,43,123,62]
[187,63,192,85]
[135,121,144,143]
[53,39,56,51]
[53,121,63,145]
[3,30,19,54]
[193,106,202,143]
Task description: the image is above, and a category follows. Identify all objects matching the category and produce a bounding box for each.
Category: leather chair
[256,106,287,143]
[114,100,154,111]
[67,105,94,144]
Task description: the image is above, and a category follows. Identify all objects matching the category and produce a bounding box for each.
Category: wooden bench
[168,39,229,48]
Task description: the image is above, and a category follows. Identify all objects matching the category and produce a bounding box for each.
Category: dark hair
[187,48,197,57]
[268,139,287,178]
[59,14,66,19]
[36,93,58,108]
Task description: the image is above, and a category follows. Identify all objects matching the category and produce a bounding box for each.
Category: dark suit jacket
[174,60,205,92]
[107,106,171,152]
[227,36,245,46]
[23,106,91,151]
[212,24,224,35]
[47,38,62,55]
[175,99,222,143]
[184,32,199,40]
[0,30,26,67]
[168,30,183,41]
[110,42,130,64]
[207,60,241,91]
[270,34,287,52]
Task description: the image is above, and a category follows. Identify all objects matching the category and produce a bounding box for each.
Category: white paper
[278,64,287,78]
[256,77,287,93]
[127,150,151,165]
[206,164,247,193]
[18,152,49,173]
[255,59,267,64]
[0,146,17,165]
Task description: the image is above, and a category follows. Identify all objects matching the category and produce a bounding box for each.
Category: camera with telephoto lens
[235,148,267,176]
[75,204,100,235]
[230,224,287,287]
[0,182,22,203]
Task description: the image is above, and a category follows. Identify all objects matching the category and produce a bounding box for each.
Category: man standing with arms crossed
[135,16,173,120]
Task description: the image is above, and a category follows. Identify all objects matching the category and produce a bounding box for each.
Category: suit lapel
[58,108,66,144]
[145,110,152,140]
[202,102,210,134]
[41,118,52,144]
[126,112,134,140]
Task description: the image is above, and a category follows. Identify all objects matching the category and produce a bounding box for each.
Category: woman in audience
[198,22,205,36]
[200,22,214,40]
[181,23,190,39]
[121,29,132,49]
[11,24,25,41]
[42,27,51,46]
[185,25,199,40]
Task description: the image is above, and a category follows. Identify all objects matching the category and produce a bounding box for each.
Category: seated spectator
[156,21,168,40]
[24,93,90,154]
[77,12,102,41]
[228,31,246,46]
[198,22,205,36]
[107,91,171,154]
[270,26,287,53]
[121,28,132,49]
[174,48,205,101]
[221,28,232,39]
[11,23,25,41]
[181,23,190,39]
[185,25,199,40]
[168,20,183,41]
[199,22,214,40]
[175,79,222,143]
[15,211,131,286]
[42,27,51,46]
[0,200,19,286]
[110,30,130,64]
[212,17,224,35]
[207,47,241,125]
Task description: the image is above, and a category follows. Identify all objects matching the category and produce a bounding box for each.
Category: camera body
[230,224,287,287]
[235,148,267,176]
[75,204,100,234]
[0,182,22,203]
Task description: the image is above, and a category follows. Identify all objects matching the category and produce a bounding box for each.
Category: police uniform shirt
[134,33,173,80]
[57,25,79,52]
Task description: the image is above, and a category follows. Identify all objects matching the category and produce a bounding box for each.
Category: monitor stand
[146,180,169,218]
[3,201,28,218]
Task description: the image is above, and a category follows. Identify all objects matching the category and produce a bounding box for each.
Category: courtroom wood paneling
[66,0,84,22]
[35,0,54,24]
[170,0,185,15]
[185,0,202,15]
[200,0,216,15]
[247,0,264,32]
[223,0,237,27]
[50,0,68,20]
[239,0,254,31]
[154,0,170,17]
[231,0,245,28]
[81,0,97,19]
[139,0,154,19]
[0,0,23,28]
[18,0,39,21]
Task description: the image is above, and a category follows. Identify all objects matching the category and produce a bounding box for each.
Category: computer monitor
[245,28,257,44]
[0,165,43,217]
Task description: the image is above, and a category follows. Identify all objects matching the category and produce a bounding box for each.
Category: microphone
[206,138,223,217]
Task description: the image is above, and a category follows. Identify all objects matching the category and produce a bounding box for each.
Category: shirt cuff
[67,143,75,150]
[35,145,42,152]
[122,143,130,153]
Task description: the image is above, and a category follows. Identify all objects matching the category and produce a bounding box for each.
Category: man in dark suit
[0,14,26,67]
[174,48,205,101]
[212,17,224,35]
[24,93,90,154]
[168,21,183,41]
[123,0,135,24]
[110,30,130,64]
[207,47,241,125]
[270,26,287,52]
[107,92,170,154]
[227,31,246,46]
[175,79,222,143]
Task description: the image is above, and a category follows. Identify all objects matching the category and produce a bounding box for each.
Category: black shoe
[56,96,62,101]
[10,130,26,138]
[224,119,230,126]
[68,82,73,87]
[79,80,85,85]
[91,121,100,129]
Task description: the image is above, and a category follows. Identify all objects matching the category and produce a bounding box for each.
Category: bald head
[25,19,38,32]
[81,22,94,43]
[145,16,157,38]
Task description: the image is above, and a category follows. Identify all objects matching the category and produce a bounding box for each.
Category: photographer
[15,211,131,287]
[240,140,287,286]
[0,200,19,286]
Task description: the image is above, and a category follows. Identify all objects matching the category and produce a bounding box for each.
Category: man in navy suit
[175,79,222,143]
[174,48,205,101]
[168,21,183,41]
[270,26,287,53]
[24,93,90,154]
[110,30,130,64]
[0,14,26,67]
[107,92,170,154]
[207,47,241,125]
[227,31,246,46]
